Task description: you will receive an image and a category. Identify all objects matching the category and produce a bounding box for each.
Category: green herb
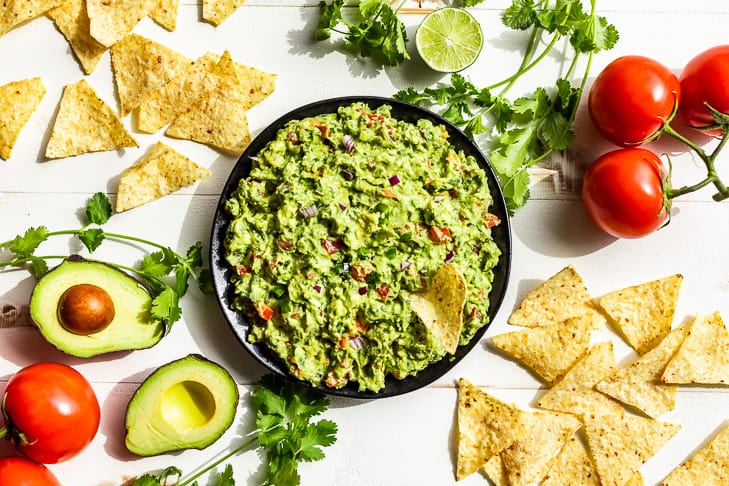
[395,0,619,213]
[314,0,409,65]
[0,192,212,329]
[132,374,338,486]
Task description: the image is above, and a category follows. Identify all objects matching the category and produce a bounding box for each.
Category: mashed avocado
[223,102,501,393]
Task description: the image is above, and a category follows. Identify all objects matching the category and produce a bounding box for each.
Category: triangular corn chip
[583,412,680,486]
[0,0,63,37]
[45,79,137,159]
[599,274,683,355]
[166,50,254,153]
[542,435,600,486]
[596,323,689,419]
[500,410,582,486]
[662,311,729,385]
[661,422,729,485]
[115,142,211,212]
[202,0,246,26]
[0,77,46,160]
[537,341,625,419]
[456,378,524,480]
[490,313,593,384]
[148,0,178,31]
[138,52,220,133]
[409,263,467,354]
[86,0,157,47]
[47,0,106,74]
[227,60,277,110]
[508,265,604,328]
[110,33,191,116]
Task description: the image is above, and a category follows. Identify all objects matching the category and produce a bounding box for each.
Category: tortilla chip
[537,341,625,419]
[583,412,680,486]
[202,0,246,26]
[149,0,178,31]
[227,60,277,110]
[598,274,683,355]
[661,422,729,485]
[596,323,689,419]
[409,263,467,354]
[541,435,600,486]
[47,0,106,74]
[45,79,137,159]
[508,265,603,328]
[0,0,63,37]
[481,455,507,486]
[455,378,524,481]
[500,410,582,486]
[137,52,220,133]
[110,33,191,117]
[490,313,593,384]
[662,311,729,384]
[86,0,157,47]
[166,50,253,153]
[0,77,46,160]
[116,142,211,212]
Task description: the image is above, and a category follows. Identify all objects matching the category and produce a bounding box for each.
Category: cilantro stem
[177,435,258,486]
[485,32,561,93]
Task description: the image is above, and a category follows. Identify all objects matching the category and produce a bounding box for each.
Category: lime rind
[415,7,484,73]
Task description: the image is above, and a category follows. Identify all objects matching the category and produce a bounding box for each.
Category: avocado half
[125,354,239,456]
[29,256,165,357]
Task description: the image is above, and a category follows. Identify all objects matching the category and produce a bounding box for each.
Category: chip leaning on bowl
[222,102,502,393]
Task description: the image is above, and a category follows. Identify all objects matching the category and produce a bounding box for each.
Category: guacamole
[223,102,501,393]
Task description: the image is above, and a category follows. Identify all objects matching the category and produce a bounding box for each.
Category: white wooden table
[1,1,728,484]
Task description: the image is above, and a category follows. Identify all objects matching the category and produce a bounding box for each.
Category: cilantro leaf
[9,226,49,258]
[28,256,49,279]
[85,192,112,225]
[140,249,177,277]
[297,419,338,461]
[502,0,537,30]
[151,286,181,325]
[185,241,204,269]
[217,464,235,486]
[198,268,214,295]
[314,0,344,41]
[78,227,105,252]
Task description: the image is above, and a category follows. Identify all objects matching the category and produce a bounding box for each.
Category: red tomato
[582,148,670,238]
[0,456,61,485]
[1,362,100,464]
[589,56,680,147]
[679,45,729,136]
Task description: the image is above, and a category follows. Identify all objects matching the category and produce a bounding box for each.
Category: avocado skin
[29,256,165,357]
[125,354,239,456]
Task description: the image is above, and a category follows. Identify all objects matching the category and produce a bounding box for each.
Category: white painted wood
[1,2,729,485]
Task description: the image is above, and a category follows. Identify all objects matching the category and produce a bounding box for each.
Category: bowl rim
[209,95,512,399]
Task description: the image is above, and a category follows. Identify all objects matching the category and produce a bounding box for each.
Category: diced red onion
[350,337,364,349]
[400,260,412,272]
[444,250,455,263]
[300,205,318,218]
[343,134,355,154]
[314,285,322,293]
[388,175,400,186]
[248,155,260,162]
[358,286,368,295]
[342,170,354,181]
[338,202,347,211]
[472,245,481,255]
[276,239,293,251]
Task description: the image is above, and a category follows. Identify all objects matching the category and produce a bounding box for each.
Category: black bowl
[209,96,512,399]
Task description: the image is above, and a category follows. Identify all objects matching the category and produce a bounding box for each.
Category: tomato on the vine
[589,56,680,147]
[1,362,100,464]
[678,45,729,137]
[582,148,670,239]
[0,456,61,485]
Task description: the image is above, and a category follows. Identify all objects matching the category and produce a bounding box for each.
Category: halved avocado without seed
[29,256,165,357]
[125,354,239,456]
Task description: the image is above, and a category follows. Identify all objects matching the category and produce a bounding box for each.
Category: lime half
[415,7,484,73]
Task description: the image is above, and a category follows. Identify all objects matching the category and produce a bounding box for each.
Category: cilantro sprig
[0,192,212,329]
[133,374,338,486]
[395,0,619,212]
[315,0,409,65]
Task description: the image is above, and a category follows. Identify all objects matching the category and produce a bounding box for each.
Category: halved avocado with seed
[29,255,165,357]
[125,354,239,456]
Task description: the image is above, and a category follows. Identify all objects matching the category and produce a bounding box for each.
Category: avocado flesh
[125,354,239,456]
[29,257,164,357]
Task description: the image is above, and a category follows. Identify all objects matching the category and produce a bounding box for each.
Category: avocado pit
[58,283,115,335]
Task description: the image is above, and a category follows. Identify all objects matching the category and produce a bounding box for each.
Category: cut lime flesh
[416,7,484,73]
